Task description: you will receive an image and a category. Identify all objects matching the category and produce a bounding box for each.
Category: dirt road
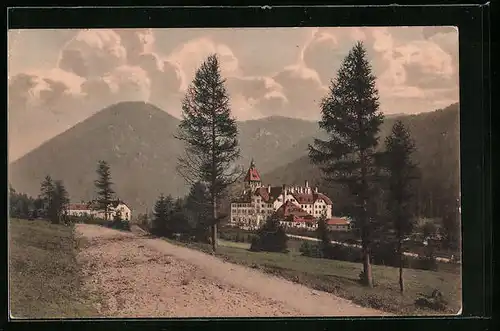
[75,224,387,317]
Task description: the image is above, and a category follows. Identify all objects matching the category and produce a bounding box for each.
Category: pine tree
[383,120,419,293]
[316,215,331,257]
[308,41,384,287]
[40,175,54,218]
[185,181,212,242]
[94,160,115,221]
[169,197,189,235]
[250,216,288,253]
[175,54,241,252]
[50,180,70,224]
[152,194,173,236]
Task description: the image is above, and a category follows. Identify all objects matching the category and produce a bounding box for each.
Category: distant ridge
[9,101,459,214]
[9,101,320,212]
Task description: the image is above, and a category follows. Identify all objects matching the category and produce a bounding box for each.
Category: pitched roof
[292,192,333,205]
[111,200,129,208]
[315,193,333,205]
[275,201,311,218]
[326,217,350,225]
[254,186,283,203]
[244,160,261,182]
[68,203,91,211]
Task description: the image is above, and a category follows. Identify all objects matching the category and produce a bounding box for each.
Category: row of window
[232,209,273,215]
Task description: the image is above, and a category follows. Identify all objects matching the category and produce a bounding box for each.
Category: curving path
[75,224,388,317]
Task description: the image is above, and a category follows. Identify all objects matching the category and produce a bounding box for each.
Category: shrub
[415,289,448,311]
[179,233,193,242]
[106,219,131,231]
[250,217,288,253]
[299,241,322,258]
[323,243,361,263]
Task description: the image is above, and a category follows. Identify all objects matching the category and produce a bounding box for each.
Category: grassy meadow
[170,237,462,315]
[8,218,100,319]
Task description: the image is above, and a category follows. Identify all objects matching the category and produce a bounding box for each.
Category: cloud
[167,37,241,90]
[103,65,151,101]
[266,64,327,119]
[8,68,84,112]
[373,30,458,107]
[8,27,460,160]
[132,52,183,115]
[114,28,155,62]
[7,68,87,160]
[58,29,127,79]
[226,76,288,119]
[302,29,343,85]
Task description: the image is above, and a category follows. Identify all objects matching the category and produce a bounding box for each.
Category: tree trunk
[211,197,218,252]
[398,239,404,293]
[362,244,373,287]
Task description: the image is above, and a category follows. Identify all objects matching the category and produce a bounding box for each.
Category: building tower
[244,158,262,192]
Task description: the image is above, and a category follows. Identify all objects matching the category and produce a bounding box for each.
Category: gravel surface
[75,224,387,317]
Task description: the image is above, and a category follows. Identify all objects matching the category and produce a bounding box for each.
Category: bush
[179,233,193,242]
[250,217,288,253]
[299,242,322,258]
[106,219,131,231]
[323,243,361,263]
[415,289,448,311]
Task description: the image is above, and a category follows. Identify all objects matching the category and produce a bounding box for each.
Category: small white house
[111,201,131,220]
[67,200,131,221]
[67,203,94,218]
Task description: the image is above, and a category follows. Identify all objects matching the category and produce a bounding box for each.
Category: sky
[7,27,459,162]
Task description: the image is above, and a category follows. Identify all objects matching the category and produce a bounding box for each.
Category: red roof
[292,192,333,205]
[68,203,91,211]
[326,217,350,225]
[274,201,316,224]
[254,186,283,203]
[244,160,261,182]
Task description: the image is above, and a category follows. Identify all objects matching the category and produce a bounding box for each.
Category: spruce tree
[51,180,70,224]
[94,160,115,221]
[383,120,419,293]
[169,197,189,235]
[308,41,384,287]
[316,215,331,257]
[40,175,54,218]
[152,194,173,236]
[185,181,212,242]
[175,54,241,252]
[250,216,288,253]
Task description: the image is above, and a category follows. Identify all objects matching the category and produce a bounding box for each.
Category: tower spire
[244,157,261,190]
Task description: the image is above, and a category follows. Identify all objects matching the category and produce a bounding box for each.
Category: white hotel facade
[229,160,333,230]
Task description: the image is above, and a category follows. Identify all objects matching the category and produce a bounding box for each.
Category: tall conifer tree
[383,120,419,293]
[94,160,115,221]
[175,54,241,252]
[40,175,54,218]
[51,180,70,224]
[308,41,384,287]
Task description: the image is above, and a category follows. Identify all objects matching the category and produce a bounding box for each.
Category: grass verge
[9,218,101,319]
[165,237,462,315]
